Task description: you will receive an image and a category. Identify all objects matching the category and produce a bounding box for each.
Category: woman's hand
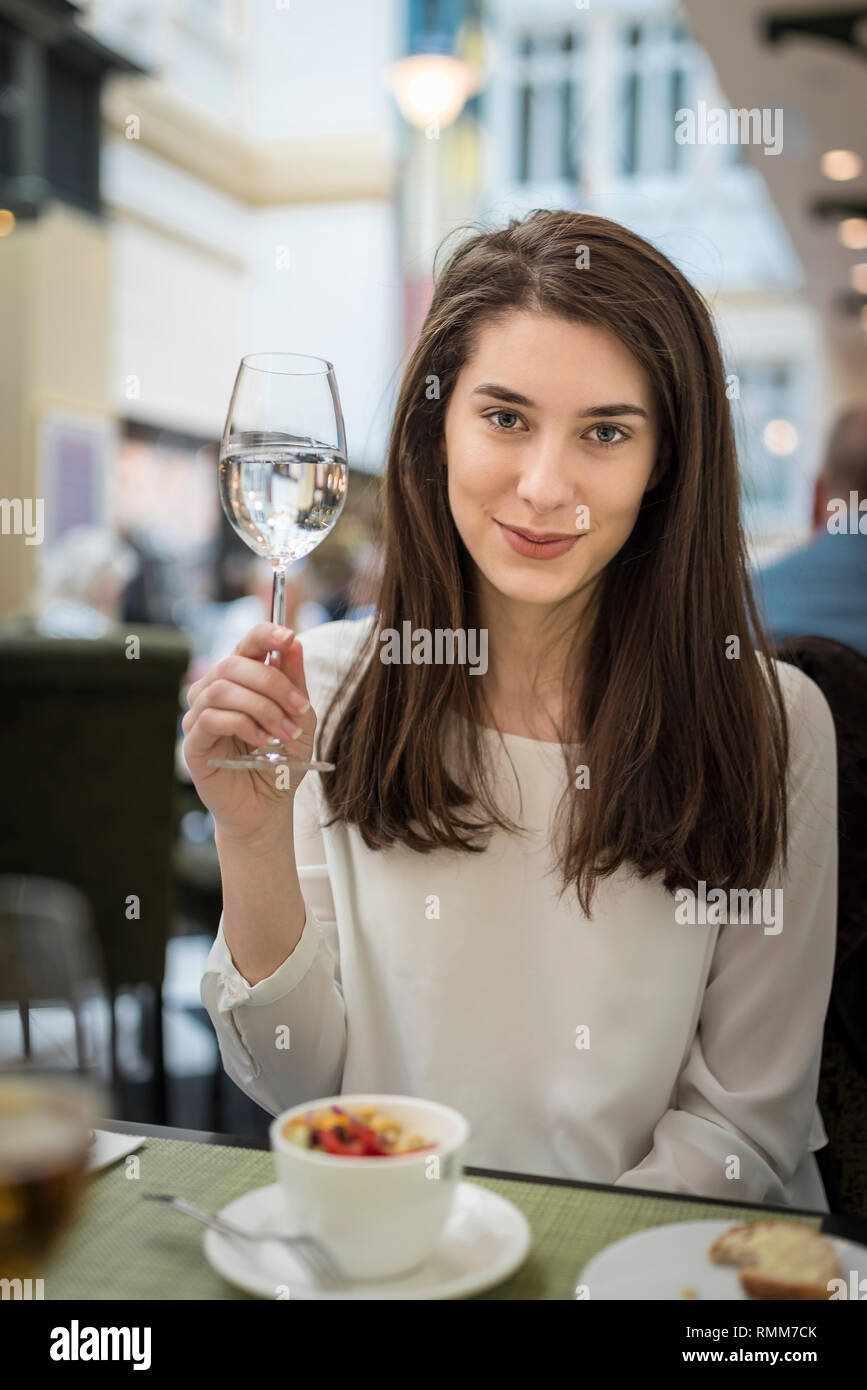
[182,622,316,841]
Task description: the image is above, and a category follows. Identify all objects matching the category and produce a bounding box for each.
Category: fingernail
[273,626,293,641]
[281,718,297,738]
[288,691,309,713]
[291,725,303,740]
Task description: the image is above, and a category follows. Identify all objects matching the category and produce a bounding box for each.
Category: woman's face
[442,310,662,612]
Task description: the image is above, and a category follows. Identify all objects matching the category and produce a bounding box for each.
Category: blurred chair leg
[209,1042,223,1133]
[109,988,119,1117]
[816,1141,845,1214]
[151,983,167,1125]
[73,997,86,1074]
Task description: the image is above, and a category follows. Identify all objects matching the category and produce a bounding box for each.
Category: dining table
[41,1116,867,1302]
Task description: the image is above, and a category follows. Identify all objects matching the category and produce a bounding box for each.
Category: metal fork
[143,1193,346,1289]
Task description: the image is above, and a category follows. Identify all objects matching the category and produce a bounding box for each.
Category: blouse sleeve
[199,764,347,1116]
[613,663,838,1205]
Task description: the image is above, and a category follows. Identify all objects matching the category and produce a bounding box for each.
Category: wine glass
[209,352,349,771]
[0,875,112,1282]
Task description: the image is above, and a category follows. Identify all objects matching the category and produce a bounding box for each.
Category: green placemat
[41,1137,821,1300]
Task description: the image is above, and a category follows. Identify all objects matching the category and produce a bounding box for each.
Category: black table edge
[97,1117,867,1246]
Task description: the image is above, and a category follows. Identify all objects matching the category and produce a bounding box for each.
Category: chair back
[0,623,190,999]
[775,635,867,1216]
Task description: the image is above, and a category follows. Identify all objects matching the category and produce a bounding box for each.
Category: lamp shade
[387,53,479,129]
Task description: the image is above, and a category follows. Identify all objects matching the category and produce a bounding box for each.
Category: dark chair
[0,621,190,1122]
[0,874,110,1080]
[775,635,867,1217]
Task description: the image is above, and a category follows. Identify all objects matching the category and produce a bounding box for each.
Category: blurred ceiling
[683,0,867,353]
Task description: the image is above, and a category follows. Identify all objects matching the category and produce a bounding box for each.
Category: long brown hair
[317,209,789,915]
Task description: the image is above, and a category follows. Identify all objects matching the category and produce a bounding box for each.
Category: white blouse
[201,615,838,1211]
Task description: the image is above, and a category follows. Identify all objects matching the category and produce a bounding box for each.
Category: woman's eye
[588,424,627,446]
[486,409,523,431]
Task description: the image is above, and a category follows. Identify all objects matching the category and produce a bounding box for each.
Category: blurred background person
[753,408,867,658]
[34,525,140,639]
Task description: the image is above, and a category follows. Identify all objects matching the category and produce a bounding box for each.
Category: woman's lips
[496,521,582,560]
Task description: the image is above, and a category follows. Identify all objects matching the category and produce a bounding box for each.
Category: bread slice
[708,1219,839,1300]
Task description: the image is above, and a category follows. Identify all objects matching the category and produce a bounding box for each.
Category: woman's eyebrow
[471,382,536,407]
[470,383,648,419]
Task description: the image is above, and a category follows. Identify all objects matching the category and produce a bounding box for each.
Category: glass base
[207,748,335,771]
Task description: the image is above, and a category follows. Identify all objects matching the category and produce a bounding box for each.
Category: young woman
[185,210,837,1209]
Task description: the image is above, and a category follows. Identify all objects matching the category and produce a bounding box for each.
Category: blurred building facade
[0,0,402,619]
[480,0,822,558]
[1,0,863,619]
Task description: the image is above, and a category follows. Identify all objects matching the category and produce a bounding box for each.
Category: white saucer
[203,1181,530,1300]
[578,1220,867,1300]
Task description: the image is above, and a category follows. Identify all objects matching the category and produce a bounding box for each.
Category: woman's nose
[514,437,576,513]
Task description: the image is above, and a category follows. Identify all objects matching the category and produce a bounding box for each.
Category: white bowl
[270,1093,469,1280]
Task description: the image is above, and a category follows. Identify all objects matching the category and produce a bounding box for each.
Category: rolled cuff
[203,906,325,1013]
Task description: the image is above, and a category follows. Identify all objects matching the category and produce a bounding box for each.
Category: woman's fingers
[235,622,296,663]
[186,624,292,707]
[182,623,316,786]
[183,676,301,744]
[186,706,273,753]
[215,653,307,716]
[277,631,310,707]
[186,627,306,721]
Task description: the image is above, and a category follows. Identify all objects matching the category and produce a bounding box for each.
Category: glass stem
[266,563,288,669]
[255,562,290,754]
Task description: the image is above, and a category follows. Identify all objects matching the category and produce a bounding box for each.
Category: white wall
[102,136,249,262]
[97,0,404,468]
[245,0,400,150]
[109,214,248,439]
[246,200,401,470]
[104,147,401,465]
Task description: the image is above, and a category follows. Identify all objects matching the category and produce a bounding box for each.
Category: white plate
[203,1180,531,1300]
[578,1220,867,1300]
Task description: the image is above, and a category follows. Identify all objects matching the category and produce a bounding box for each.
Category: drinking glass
[209,352,348,771]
